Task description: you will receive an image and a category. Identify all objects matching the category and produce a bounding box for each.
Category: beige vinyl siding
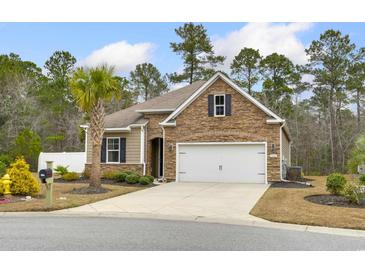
[282,130,290,165]
[86,128,141,164]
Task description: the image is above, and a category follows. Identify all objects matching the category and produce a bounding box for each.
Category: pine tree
[169,23,225,84]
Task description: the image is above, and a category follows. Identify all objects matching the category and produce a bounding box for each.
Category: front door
[151,138,164,178]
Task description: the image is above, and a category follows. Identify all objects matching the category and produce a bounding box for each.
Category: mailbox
[39,168,53,183]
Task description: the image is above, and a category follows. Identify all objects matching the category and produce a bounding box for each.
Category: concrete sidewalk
[56,182,269,222]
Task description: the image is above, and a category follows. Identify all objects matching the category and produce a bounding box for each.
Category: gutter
[160,125,166,181]
[279,121,287,181]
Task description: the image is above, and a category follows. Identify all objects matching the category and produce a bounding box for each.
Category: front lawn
[250,176,365,230]
[0,182,149,212]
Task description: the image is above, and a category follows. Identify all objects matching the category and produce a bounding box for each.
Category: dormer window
[214,95,225,116]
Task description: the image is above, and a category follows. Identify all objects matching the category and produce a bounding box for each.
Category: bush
[8,157,40,196]
[0,154,11,166]
[359,174,365,185]
[126,174,140,184]
[54,165,69,176]
[146,175,154,183]
[326,173,347,195]
[343,183,363,205]
[0,182,3,195]
[119,170,135,176]
[115,172,129,182]
[62,172,79,181]
[139,176,152,185]
[10,129,42,171]
[101,171,119,180]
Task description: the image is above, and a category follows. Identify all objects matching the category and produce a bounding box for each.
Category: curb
[2,211,365,238]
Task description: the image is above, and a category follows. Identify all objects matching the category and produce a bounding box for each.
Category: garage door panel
[220,146,265,183]
[178,147,219,182]
[178,144,266,184]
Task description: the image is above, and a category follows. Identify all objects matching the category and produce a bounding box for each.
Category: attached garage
[176,143,267,184]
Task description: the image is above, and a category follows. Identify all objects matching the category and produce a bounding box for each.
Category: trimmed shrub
[8,157,40,196]
[126,174,140,184]
[62,172,79,181]
[0,182,3,195]
[116,172,129,182]
[146,175,154,183]
[119,170,135,176]
[359,174,365,186]
[139,176,151,185]
[343,183,362,205]
[326,173,347,195]
[54,165,69,176]
[101,171,119,180]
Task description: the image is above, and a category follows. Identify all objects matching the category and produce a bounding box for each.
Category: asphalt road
[0,216,365,250]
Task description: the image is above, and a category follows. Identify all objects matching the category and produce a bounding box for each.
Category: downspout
[279,121,286,181]
[160,125,166,181]
[140,125,146,175]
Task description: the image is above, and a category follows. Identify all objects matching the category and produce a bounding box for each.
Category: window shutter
[208,95,214,116]
[101,138,106,163]
[120,138,126,163]
[225,94,232,116]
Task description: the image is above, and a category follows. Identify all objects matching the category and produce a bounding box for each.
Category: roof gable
[160,72,284,125]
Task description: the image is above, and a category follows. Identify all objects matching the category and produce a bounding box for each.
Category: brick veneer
[162,79,281,182]
[84,163,143,176]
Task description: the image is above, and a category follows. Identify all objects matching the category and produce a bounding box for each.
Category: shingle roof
[104,80,206,128]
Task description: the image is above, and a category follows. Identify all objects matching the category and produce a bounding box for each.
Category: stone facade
[84,163,143,176]
[162,79,281,182]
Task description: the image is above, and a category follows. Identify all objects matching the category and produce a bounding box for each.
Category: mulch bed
[55,177,151,187]
[305,194,365,209]
[271,182,313,189]
[68,186,111,195]
[0,196,33,204]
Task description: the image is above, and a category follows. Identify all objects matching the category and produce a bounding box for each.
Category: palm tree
[71,66,121,188]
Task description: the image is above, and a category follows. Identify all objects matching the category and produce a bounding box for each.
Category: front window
[214,95,225,116]
[107,138,120,163]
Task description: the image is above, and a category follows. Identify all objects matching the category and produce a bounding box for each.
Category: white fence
[38,152,86,173]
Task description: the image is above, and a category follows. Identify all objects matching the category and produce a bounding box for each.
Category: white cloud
[79,40,154,73]
[213,22,313,69]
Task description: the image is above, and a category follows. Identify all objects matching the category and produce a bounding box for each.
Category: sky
[1,22,365,79]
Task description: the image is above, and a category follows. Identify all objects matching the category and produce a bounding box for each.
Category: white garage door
[177,143,266,184]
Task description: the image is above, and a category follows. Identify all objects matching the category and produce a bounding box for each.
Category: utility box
[286,166,302,181]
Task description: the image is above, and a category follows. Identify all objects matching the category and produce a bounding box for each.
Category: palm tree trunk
[90,99,105,188]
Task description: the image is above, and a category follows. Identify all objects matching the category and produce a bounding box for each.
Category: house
[84,72,291,184]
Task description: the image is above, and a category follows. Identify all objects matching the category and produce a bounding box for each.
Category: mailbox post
[45,161,54,207]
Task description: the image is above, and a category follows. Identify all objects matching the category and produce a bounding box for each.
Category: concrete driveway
[59,182,269,221]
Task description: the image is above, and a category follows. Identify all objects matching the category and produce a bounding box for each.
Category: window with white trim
[107,138,120,163]
[214,95,225,116]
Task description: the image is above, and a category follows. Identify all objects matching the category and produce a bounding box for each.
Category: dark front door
[152,138,163,178]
